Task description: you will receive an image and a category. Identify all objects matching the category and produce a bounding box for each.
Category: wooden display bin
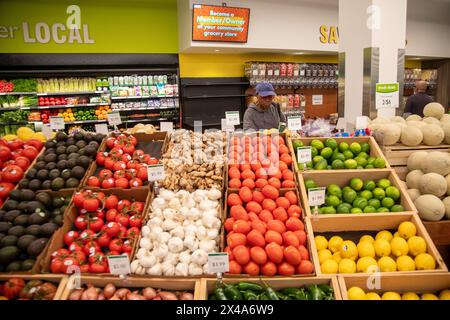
[60,275,200,300]
[423,220,450,246]
[298,169,416,218]
[306,213,448,276]
[381,143,450,167]
[288,136,390,173]
[0,274,68,300]
[338,273,450,300]
[197,276,342,300]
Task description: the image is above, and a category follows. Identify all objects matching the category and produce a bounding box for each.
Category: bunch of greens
[11,79,38,92]
[0,109,30,122]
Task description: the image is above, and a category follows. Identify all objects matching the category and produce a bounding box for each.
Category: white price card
[147,164,165,182]
[160,122,173,132]
[376,82,399,109]
[107,254,131,275]
[336,117,347,130]
[226,111,240,126]
[297,146,312,164]
[42,124,53,139]
[221,118,234,132]
[208,253,229,274]
[49,116,65,130]
[95,123,108,135]
[308,187,326,207]
[355,116,369,130]
[287,116,302,131]
[107,112,122,126]
[312,95,323,105]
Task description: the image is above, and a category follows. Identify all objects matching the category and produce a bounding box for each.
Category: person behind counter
[404,80,433,117]
[243,82,286,131]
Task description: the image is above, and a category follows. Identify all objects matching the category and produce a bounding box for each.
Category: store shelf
[2,121,29,125]
[26,103,110,110]
[184,94,247,99]
[112,106,178,112]
[37,90,108,96]
[182,82,249,87]
[0,107,22,111]
[0,91,37,96]
[124,117,177,123]
[28,119,107,125]
[111,95,178,100]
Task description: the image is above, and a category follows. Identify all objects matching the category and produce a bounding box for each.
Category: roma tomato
[114,177,128,189]
[87,176,100,187]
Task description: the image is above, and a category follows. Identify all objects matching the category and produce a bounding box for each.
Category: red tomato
[123,144,135,155]
[106,208,119,222]
[71,251,87,264]
[1,164,24,183]
[126,227,141,239]
[68,242,83,253]
[0,182,15,200]
[79,230,95,243]
[105,222,121,237]
[114,177,129,189]
[122,240,133,253]
[98,169,113,180]
[21,146,38,161]
[129,177,143,188]
[101,178,115,189]
[62,257,80,273]
[7,139,24,151]
[89,262,107,273]
[50,257,64,273]
[89,217,104,232]
[0,145,11,161]
[96,152,108,165]
[87,176,100,187]
[129,215,143,228]
[83,198,100,212]
[97,233,112,248]
[130,201,144,214]
[125,168,137,179]
[113,161,127,172]
[109,239,123,253]
[25,139,43,151]
[113,170,126,179]
[104,158,115,170]
[88,252,106,265]
[106,137,116,149]
[137,167,148,180]
[74,216,88,230]
[115,213,129,228]
[117,199,131,212]
[64,231,79,246]
[83,240,101,257]
[105,195,118,209]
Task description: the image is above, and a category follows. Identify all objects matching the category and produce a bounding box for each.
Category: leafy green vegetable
[11,79,37,92]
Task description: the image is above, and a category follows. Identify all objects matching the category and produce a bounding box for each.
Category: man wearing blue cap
[243,82,286,130]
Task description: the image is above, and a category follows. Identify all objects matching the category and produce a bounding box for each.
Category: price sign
[336,117,347,130]
[308,187,326,207]
[160,122,173,132]
[287,116,302,130]
[208,253,229,274]
[107,254,131,275]
[221,118,234,132]
[312,95,323,105]
[42,124,53,139]
[297,147,312,164]
[49,116,65,130]
[226,111,240,126]
[147,164,165,182]
[95,123,108,135]
[107,112,122,126]
[376,83,399,109]
[355,116,369,130]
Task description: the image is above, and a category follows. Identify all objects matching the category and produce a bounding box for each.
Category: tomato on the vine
[101,178,115,189]
[64,231,79,246]
[105,222,120,237]
[129,177,143,188]
[106,208,119,222]
[115,177,128,188]
[89,217,104,232]
[113,170,126,179]
[129,215,143,228]
[74,216,88,230]
[117,199,131,212]
[109,239,123,253]
[115,213,129,228]
[97,233,111,248]
[105,195,118,209]
[87,176,100,187]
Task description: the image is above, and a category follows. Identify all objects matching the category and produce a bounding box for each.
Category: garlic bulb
[147,264,162,276]
[160,189,175,201]
[179,250,191,264]
[184,235,199,251]
[153,244,168,258]
[170,226,185,239]
[139,255,156,268]
[152,198,166,209]
[159,232,171,244]
[168,237,184,253]
[169,198,181,210]
[191,249,208,265]
[141,225,151,238]
[188,262,203,276]
[161,262,175,276]
[199,239,216,253]
[208,189,222,200]
[139,237,152,250]
[175,262,189,276]
[163,208,177,220]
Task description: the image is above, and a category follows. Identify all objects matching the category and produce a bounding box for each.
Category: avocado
[56,141,66,148]
[25,168,38,180]
[53,215,63,226]
[44,148,56,155]
[60,204,68,213]
[6,261,23,272]
[44,154,58,163]
[29,179,42,191]
[26,201,46,214]
[71,166,85,179]
[75,140,87,149]
[84,145,97,157]
[84,133,93,142]
[26,225,41,237]
[94,133,105,143]
[39,223,58,237]
[0,235,18,247]
[17,201,29,212]
[41,180,52,190]
[37,155,46,162]
[35,161,47,170]
[36,169,49,181]
[28,212,48,225]
[0,210,4,221]
[0,246,20,265]
[8,189,23,201]
[56,160,67,170]
[58,154,68,161]
[61,169,72,179]
[3,210,21,223]
[77,156,91,169]
[27,238,48,257]
[88,141,100,150]
[44,140,56,149]
[0,222,12,233]
[66,158,78,169]
[56,146,66,155]
[66,137,76,145]
[50,208,61,218]
[18,178,30,189]
[21,259,35,271]
[68,153,79,160]
[3,199,18,211]
[74,132,83,141]
[21,189,36,201]
[36,192,52,207]
[8,225,25,237]
[48,169,60,180]
[51,177,65,191]
[78,148,85,156]
[45,162,57,171]
[14,215,29,227]
[56,131,67,141]
[66,145,78,154]
[0,233,4,242]
[17,235,37,251]
[65,178,79,188]
[52,197,64,209]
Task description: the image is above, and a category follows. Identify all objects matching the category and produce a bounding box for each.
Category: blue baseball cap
[255,82,276,97]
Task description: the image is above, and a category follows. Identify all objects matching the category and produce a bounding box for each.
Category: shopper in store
[404,80,433,117]
[243,82,286,131]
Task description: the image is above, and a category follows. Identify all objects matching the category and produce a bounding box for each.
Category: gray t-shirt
[243,103,286,130]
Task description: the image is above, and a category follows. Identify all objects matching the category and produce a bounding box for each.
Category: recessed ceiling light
[215,49,220,52]
[294,52,304,55]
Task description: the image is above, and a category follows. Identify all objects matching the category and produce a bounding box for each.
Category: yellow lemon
[338,258,357,273]
[439,289,450,300]
[396,255,416,271]
[393,232,400,238]
[340,240,358,260]
[374,239,391,257]
[357,241,375,258]
[377,256,397,272]
[402,292,420,300]
[332,252,342,263]
[328,236,344,253]
[359,235,375,244]
[415,253,436,270]
[315,235,328,251]
[321,259,339,274]
[421,293,439,300]
[407,236,427,257]
[347,287,366,300]
[375,230,393,242]
[17,127,34,140]
[382,292,401,300]
[397,221,417,239]
[356,256,378,273]
[365,292,381,300]
[390,237,409,257]
[318,249,333,264]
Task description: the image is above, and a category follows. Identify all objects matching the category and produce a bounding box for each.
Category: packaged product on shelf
[162,75,168,84]
[150,85,158,96]
[281,63,287,78]
[142,86,150,96]
[287,63,294,77]
[294,94,301,107]
[288,94,294,108]
[136,86,142,97]
[147,75,153,85]
[161,98,168,108]
[142,76,148,85]
[168,98,175,107]
[156,84,165,96]
[258,62,266,79]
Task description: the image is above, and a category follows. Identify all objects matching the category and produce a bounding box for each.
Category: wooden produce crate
[381,143,450,167]
[0,274,68,300]
[60,275,200,300]
[338,273,450,300]
[298,169,417,218]
[40,188,152,274]
[288,136,390,173]
[423,220,450,246]
[306,213,448,276]
[197,276,342,300]
[393,166,408,181]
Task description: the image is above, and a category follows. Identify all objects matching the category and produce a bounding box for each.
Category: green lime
[343,150,354,160]
[306,161,314,169]
[321,206,337,214]
[319,207,325,214]
[326,195,341,208]
[368,198,381,209]
[355,157,368,167]
[381,197,395,208]
[358,151,369,159]
[321,147,333,159]
[313,155,325,164]
[357,166,364,169]
[353,197,368,209]
[361,142,370,154]
[373,157,386,168]
[298,162,306,170]
[311,147,318,158]
[343,189,357,203]
[331,153,346,162]
[311,140,324,150]
[327,165,332,170]
[360,190,373,200]
[350,142,362,155]
[367,157,376,165]
[314,160,328,170]
[351,208,363,214]
[390,204,404,212]
[377,207,390,213]
[292,140,304,150]
[331,159,345,170]
[365,164,374,169]
[339,142,349,152]
[336,203,351,214]
[343,186,353,193]
[305,179,316,189]
[363,180,376,191]
[327,184,342,198]
[373,188,386,200]
[363,206,376,213]
[385,186,400,200]
[325,138,338,150]
[350,178,364,191]
[344,159,358,169]
[377,178,391,189]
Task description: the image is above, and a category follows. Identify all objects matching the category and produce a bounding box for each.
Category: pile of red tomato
[50,189,145,274]
[87,134,158,189]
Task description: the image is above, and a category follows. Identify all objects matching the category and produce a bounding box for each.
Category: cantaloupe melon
[391,116,406,124]
[406,114,422,122]
[419,173,447,197]
[415,194,445,221]
[407,151,428,171]
[441,123,450,144]
[442,197,450,219]
[407,189,421,202]
[423,102,445,120]
[374,124,401,146]
[446,174,450,196]
[407,121,426,129]
[440,114,450,124]
[423,117,441,126]
[400,126,423,146]
[371,117,390,124]
[421,152,450,176]
[421,124,444,146]
[406,169,424,189]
